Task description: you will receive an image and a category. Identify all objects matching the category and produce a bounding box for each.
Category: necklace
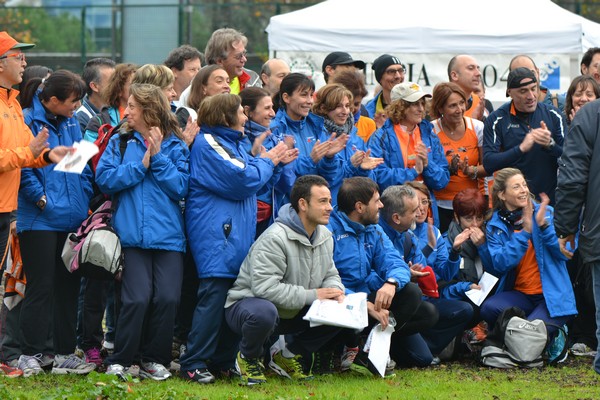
[440,117,463,137]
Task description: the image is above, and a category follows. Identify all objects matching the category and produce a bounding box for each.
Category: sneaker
[340,346,359,371]
[39,354,55,371]
[51,354,96,375]
[269,350,313,380]
[312,350,334,375]
[236,352,266,385]
[85,348,103,368]
[102,340,114,351]
[106,363,128,381]
[467,321,488,344]
[17,354,43,377]
[74,347,85,359]
[179,368,215,384]
[570,342,598,357]
[547,325,569,364]
[351,350,395,378]
[140,361,171,381]
[0,363,23,378]
[214,367,241,381]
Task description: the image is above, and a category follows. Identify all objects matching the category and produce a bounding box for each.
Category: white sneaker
[51,354,96,375]
[140,361,171,381]
[570,342,598,357]
[17,354,43,377]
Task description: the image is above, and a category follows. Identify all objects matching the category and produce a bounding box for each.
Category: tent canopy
[267,0,600,55]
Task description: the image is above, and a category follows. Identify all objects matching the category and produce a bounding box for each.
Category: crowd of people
[1,25,599,386]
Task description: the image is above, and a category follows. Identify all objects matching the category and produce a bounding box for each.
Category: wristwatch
[385,278,399,288]
[36,196,47,210]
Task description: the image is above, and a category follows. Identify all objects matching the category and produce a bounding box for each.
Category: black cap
[507,67,537,91]
[322,51,366,73]
[372,54,404,84]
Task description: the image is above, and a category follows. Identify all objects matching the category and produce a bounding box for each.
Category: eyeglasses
[0,52,25,62]
[384,67,405,76]
[232,51,248,61]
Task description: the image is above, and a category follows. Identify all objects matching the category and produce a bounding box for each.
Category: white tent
[267,0,600,54]
[266,0,600,104]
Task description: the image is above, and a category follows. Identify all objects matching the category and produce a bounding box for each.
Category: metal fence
[1,1,319,73]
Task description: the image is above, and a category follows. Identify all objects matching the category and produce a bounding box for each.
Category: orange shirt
[513,238,543,295]
[393,124,421,169]
[432,117,481,201]
[355,115,377,142]
[464,93,481,119]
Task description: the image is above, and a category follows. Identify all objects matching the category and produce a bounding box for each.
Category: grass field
[0,355,598,400]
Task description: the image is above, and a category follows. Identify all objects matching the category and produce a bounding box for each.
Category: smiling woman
[312,83,383,204]
[16,69,95,376]
[481,167,577,364]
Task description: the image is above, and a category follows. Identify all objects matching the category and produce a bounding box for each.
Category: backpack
[480,307,548,368]
[91,121,128,174]
[61,200,123,281]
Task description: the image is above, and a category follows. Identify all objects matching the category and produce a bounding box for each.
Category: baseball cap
[322,52,366,73]
[507,67,537,91]
[0,31,35,57]
[390,82,432,103]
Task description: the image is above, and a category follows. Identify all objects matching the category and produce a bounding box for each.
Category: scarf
[446,220,483,283]
[498,208,524,229]
[323,115,354,136]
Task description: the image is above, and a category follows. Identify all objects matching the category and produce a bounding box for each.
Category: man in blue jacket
[482,67,566,205]
[378,184,474,365]
[328,177,438,370]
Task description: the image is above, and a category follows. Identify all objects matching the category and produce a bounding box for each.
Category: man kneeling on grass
[224,175,350,385]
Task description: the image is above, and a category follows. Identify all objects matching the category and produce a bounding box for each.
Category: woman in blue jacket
[96,84,190,380]
[17,70,94,376]
[270,73,347,188]
[240,87,299,237]
[180,93,287,384]
[368,82,449,226]
[312,83,383,204]
[481,168,577,363]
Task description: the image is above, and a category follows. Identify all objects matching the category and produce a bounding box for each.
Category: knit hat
[372,54,404,84]
[417,266,439,298]
[390,82,432,103]
[0,32,34,57]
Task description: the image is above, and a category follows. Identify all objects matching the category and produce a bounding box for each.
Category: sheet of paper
[465,271,499,306]
[368,324,394,377]
[303,292,368,330]
[54,140,99,174]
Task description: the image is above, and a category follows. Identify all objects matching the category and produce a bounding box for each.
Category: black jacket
[555,99,600,262]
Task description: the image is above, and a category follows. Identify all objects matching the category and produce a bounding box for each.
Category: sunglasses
[0,53,26,62]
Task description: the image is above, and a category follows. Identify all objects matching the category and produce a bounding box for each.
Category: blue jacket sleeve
[148,140,189,201]
[19,167,44,203]
[372,227,411,289]
[486,225,531,276]
[193,137,275,201]
[441,281,473,300]
[95,138,147,195]
[422,129,450,190]
[425,229,460,281]
[274,162,295,195]
[482,115,525,174]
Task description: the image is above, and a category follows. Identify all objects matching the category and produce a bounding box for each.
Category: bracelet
[471,165,478,180]
[42,150,52,163]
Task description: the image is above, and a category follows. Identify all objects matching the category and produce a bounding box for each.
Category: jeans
[590,262,600,373]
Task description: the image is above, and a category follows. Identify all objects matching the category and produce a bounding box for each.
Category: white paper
[367,323,394,377]
[54,141,99,174]
[465,272,499,306]
[303,292,368,330]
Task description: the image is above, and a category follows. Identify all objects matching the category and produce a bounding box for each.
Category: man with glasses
[0,32,70,376]
[366,54,406,128]
[204,28,261,95]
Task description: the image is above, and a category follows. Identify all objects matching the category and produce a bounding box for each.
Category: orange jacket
[0,87,48,213]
